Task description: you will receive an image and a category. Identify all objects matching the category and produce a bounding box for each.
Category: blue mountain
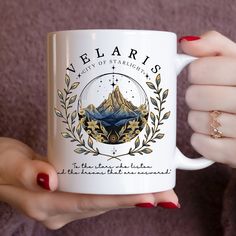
[84,86,141,127]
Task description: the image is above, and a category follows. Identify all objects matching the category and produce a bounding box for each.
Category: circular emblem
[78,73,149,144]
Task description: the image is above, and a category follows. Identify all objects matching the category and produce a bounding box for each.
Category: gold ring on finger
[209,110,223,139]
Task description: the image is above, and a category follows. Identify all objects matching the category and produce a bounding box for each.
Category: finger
[41,211,107,230]
[48,190,180,213]
[0,185,51,221]
[190,133,236,167]
[0,155,58,191]
[2,187,179,216]
[0,185,179,228]
[179,31,236,57]
[188,56,236,86]
[154,189,180,208]
[0,184,154,216]
[0,185,108,230]
[188,110,236,139]
[42,190,179,229]
[42,192,157,214]
[154,189,178,202]
[0,138,58,191]
[185,85,236,113]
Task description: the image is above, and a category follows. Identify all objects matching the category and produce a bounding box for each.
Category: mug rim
[47,29,176,37]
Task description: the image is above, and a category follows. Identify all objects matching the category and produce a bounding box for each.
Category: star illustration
[111,81,116,88]
[112,147,117,155]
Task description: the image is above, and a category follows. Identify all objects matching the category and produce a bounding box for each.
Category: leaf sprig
[54,73,170,161]
[124,74,170,158]
[54,75,100,157]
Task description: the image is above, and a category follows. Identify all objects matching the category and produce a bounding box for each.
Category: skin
[183,31,236,167]
[0,30,235,230]
[0,137,178,230]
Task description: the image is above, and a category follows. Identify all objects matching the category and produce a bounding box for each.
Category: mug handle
[175,54,214,170]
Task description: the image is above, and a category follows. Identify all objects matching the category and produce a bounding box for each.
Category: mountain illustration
[84,86,142,127]
[79,85,149,144]
[97,86,137,112]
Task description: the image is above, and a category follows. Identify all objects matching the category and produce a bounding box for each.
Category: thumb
[1,155,58,191]
[0,137,58,191]
[0,150,58,191]
[179,31,236,57]
[29,157,58,192]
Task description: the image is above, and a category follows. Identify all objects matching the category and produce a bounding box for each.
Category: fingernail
[178,35,201,43]
[135,202,155,208]
[157,202,181,209]
[37,173,50,190]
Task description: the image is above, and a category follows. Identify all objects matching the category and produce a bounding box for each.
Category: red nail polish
[37,173,50,190]
[135,202,155,208]
[178,35,201,43]
[157,202,180,209]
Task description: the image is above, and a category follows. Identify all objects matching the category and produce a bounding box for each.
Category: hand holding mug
[0,138,179,230]
[181,31,236,167]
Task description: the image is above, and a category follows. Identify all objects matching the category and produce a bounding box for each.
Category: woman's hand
[0,137,179,230]
[180,31,236,167]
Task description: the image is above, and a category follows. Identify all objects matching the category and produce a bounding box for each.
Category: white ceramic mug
[47,29,214,194]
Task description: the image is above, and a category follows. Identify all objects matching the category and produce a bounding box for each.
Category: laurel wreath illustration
[54,74,170,161]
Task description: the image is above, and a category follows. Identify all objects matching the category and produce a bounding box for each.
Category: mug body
[48,29,177,194]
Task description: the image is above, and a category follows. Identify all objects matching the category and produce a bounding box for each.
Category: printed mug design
[54,71,170,161]
[78,72,149,144]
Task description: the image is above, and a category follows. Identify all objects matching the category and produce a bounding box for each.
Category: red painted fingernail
[135,202,155,208]
[37,173,50,190]
[157,202,180,209]
[179,35,201,43]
